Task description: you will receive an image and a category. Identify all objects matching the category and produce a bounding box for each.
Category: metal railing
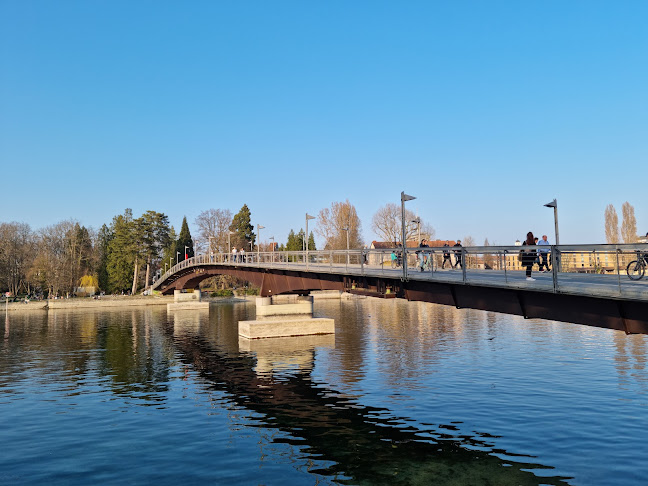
[152,243,648,301]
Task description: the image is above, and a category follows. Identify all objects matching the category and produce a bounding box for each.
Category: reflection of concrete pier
[167,290,209,311]
[238,296,335,339]
[239,333,335,376]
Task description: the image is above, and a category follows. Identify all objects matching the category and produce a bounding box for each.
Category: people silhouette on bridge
[453,240,463,269]
[538,235,551,272]
[442,242,452,269]
[521,232,537,281]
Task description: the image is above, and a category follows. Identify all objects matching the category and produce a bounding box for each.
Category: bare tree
[371,203,431,244]
[462,236,475,247]
[483,238,495,269]
[316,199,363,250]
[421,223,436,242]
[621,201,638,243]
[0,222,35,295]
[604,204,620,244]
[195,208,233,253]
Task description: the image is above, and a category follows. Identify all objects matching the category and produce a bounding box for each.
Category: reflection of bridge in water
[168,311,571,485]
[154,244,648,334]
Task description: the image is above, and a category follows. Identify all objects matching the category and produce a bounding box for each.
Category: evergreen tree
[176,217,194,262]
[297,229,306,251]
[286,229,298,251]
[106,209,136,292]
[97,224,112,291]
[308,231,316,251]
[230,204,254,250]
[138,211,171,285]
[161,227,178,270]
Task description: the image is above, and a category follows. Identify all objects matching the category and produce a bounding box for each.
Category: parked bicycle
[627,252,647,280]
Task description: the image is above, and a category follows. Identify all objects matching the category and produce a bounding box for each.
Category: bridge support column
[167,290,210,311]
[238,296,335,339]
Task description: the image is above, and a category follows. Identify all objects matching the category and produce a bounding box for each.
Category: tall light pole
[257,224,265,262]
[401,191,416,280]
[227,231,234,261]
[209,236,216,261]
[544,199,560,245]
[164,262,168,274]
[169,256,173,269]
[411,217,421,244]
[184,245,189,260]
[176,251,181,264]
[306,213,315,270]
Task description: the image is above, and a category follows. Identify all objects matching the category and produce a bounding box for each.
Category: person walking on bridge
[538,234,551,272]
[231,247,237,263]
[442,242,452,269]
[522,232,537,281]
[418,239,429,272]
[453,240,463,269]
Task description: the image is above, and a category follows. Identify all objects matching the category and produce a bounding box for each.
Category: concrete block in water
[255,296,313,317]
[238,317,335,339]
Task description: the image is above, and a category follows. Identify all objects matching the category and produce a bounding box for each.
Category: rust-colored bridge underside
[156,265,648,334]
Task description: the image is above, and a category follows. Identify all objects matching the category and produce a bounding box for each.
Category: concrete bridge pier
[238,295,335,339]
[167,289,210,311]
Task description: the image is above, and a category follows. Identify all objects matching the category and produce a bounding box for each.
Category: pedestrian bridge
[152,243,648,334]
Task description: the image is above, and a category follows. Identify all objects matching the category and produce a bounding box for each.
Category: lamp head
[544,199,557,208]
[401,191,416,202]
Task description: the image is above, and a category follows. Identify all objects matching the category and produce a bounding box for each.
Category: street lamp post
[342,226,350,265]
[169,257,173,269]
[543,199,560,245]
[401,191,416,280]
[209,236,216,261]
[227,231,234,262]
[411,217,421,244]
[257,224,265,263]
[176,251,181,265]
[184,245,189,261]
[306,213,315,270]
[544,198,560,273]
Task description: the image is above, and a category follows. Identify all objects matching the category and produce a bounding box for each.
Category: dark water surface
[1,298,648,485]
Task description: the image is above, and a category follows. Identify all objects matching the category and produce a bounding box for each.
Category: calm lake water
[1,298,648,485]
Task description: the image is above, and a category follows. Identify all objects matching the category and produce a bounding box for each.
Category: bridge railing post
[551,246,559,293]
[615,246,621,295]
[462,248,467,283]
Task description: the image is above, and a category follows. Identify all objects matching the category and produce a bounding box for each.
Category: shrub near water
[211,289,234,297]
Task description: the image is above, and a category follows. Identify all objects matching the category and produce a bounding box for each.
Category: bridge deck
[151,247,648,333]
[154,250,648,303]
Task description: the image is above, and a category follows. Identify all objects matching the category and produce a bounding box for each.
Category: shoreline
[0,294,254,312]
[1,290,343,312]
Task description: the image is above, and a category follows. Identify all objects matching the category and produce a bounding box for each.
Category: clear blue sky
[1,1,646,246]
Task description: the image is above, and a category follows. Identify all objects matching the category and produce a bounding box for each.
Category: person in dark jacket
[453,240,463,269]
[442,242,452,269]
[522,232,537,281]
